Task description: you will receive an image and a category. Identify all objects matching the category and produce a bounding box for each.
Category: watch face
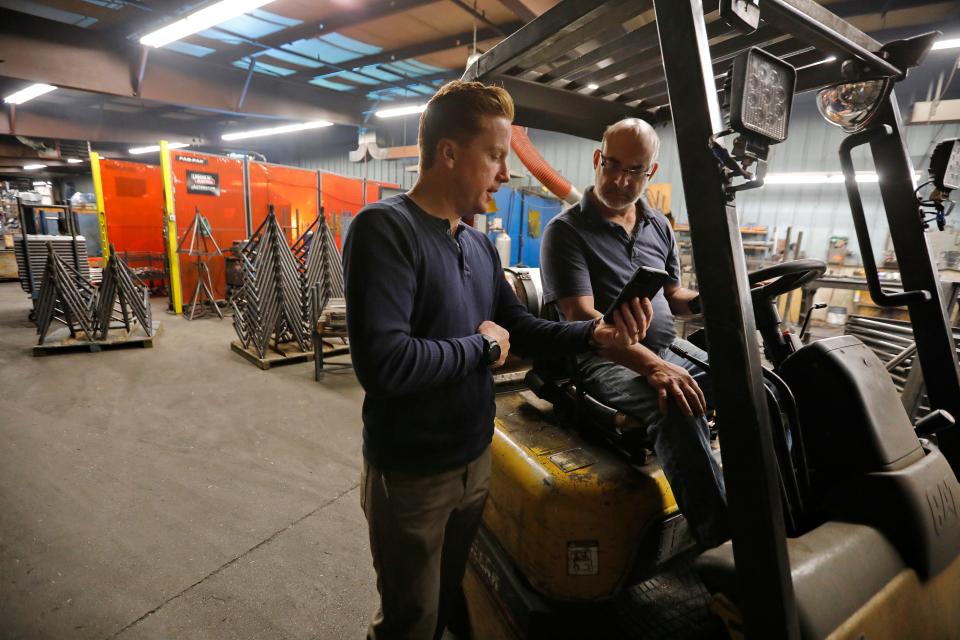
[484,335,500,364]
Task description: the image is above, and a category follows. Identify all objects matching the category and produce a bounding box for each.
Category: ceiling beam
[100,0,187,37]
[447,0,508,35]
[494,75,656,141]
[361,71,458,99]
[286,22,523,81]
[0,10,368,126]
[0,102,216,145]
[212,26,438,96]
[496,0,539,22]
[203,0,438,65]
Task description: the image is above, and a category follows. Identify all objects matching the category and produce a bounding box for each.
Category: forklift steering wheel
[748,259,826,300]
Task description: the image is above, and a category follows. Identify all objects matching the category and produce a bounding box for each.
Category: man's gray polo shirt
[540,187,681,354]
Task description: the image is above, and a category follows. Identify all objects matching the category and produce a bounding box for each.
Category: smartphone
[603,266,671,323]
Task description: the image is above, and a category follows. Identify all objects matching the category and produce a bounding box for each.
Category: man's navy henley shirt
[343,194,594,475]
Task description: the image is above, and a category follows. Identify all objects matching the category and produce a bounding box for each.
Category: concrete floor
[0,283,379,639]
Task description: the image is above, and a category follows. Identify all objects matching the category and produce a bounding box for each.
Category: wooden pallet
[231,340,315,370]
[33,321,161,356]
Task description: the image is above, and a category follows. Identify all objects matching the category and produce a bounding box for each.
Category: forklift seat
[527,299,652,457]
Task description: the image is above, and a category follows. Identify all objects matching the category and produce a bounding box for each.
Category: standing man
[540,118,729,549]
[343,81,652,640]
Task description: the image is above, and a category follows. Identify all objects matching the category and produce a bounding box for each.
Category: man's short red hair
[418,80,514,171]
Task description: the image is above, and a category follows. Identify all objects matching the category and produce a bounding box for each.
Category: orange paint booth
[248,162,320,244]
[169,151,246,301]
[319,173,399,249]
[99,159,165,253]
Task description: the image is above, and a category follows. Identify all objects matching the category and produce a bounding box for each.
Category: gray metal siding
[526,108,960,262]
[291,105,960,261]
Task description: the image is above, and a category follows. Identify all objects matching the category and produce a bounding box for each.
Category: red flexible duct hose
[510,125,581,204]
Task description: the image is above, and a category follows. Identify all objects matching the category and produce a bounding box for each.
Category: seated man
[540,118,728,548]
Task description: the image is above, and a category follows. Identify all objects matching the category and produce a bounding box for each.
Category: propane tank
[494,230,512,268]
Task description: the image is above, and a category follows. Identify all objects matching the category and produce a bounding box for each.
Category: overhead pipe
[511,125,581,205]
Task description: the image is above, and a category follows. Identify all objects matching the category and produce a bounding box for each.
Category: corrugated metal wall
[525,102,960,263]
[301,150,419,191]
[292,99,960,262]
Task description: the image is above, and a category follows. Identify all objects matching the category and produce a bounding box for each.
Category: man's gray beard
[595,191,634,212]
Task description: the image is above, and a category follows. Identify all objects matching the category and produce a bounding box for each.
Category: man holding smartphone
[344,82,650,640]
[540,118,729,549]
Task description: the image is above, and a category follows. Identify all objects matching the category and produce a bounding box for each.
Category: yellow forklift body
[483,393,685,602]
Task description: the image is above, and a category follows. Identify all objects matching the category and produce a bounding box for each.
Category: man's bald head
[601,118,660,161]
[592,118,661,213]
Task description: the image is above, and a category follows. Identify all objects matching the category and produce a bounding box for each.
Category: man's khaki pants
[361,447,492,640]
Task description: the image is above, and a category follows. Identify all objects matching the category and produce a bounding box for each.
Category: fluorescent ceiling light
[797,55,836,71]
[375,104,427,118]
[66,158,84,164]
[932,37,960,51]
[23,164,48,170]
[4,83,57,105]
[764,171,921,185]
[140,0,277,48]
[129,142,189,155]
[586,83,599,90]
[221,120,333,141]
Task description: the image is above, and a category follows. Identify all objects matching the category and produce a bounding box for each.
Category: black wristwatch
[481,334,501,366]
[688,295,702,315]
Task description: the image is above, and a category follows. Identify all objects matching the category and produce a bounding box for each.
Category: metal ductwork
[510,125,580,204]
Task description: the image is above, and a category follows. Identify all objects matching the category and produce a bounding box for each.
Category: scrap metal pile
[231,207,345,358]
[34,243,153,344]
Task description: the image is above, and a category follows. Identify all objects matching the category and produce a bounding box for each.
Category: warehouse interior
[2,0,960,638]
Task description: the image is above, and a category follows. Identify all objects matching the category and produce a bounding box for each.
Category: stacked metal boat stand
[296,211,349,377]
[293,207,345,335]
[231,206,348,367]
[231,206,311,359]
[34,242,154,346]
[94,244,154,340]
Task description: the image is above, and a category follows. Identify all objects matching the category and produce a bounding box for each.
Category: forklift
[461,1,960,638]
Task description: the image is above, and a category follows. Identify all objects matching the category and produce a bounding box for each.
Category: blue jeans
[577,337,729,548]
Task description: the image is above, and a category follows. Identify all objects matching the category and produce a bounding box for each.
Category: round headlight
[816,79,891,133]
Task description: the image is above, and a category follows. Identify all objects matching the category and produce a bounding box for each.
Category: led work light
[930,139,960,192]
[729,47,796,144]
[712,47,796,192]
[720,0,760,34]
[917,138,960,231]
